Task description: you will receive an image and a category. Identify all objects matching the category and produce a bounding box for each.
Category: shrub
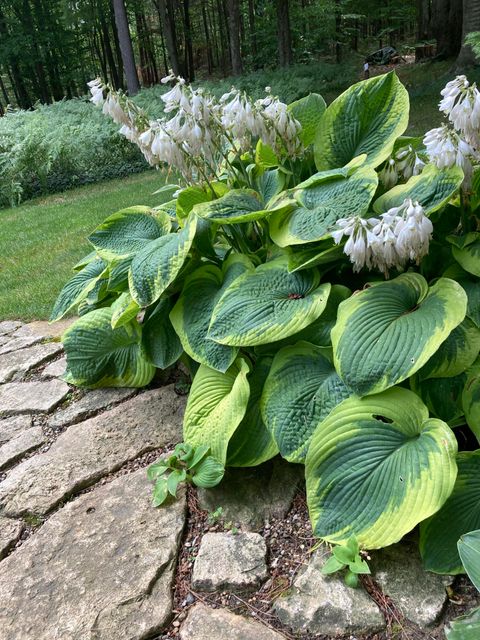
[52,71,480,579]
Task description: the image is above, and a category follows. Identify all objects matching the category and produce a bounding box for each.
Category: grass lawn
[0,170,164,321]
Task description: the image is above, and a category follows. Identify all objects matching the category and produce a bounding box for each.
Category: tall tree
[456,0,480,67]
[183,0,195,81]
[112,0,140,94]
[431,0,462,58]
[226,0,242,75]
[155,0,181,76]
[277,0,293,66]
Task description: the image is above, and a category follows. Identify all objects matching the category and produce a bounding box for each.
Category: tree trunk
[155,0,182,76]
[431,0,463,58]
[183,0,195,81]
[112,0,140,94]
[247,0,258,62]
[202,0,213,75]
[456,0,480,67]
[100,3,121,88]
[0,71,11,105]
[277,0,293,66]
[417,0,432,40]
[109,0,125,89]
[226,0,243,75]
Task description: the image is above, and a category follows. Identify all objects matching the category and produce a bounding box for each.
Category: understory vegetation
[52,68,480,637]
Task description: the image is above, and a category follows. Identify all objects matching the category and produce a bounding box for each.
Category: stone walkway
[0,320,477,639]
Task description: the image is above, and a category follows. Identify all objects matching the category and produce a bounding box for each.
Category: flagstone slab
[41,357,67,379]
[0,335,44,356]
[0,469,186,640]
[180,604,285,640]
[0,379,70,416]
[0,517,22,559]
[0,415,32,446]
[0,427,46,471]
[0,321,22,337]
[0,386,185,517]
[48,387,137,429]
[0,342,63,383]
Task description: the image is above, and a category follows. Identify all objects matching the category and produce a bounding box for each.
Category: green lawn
[0,171,164,321]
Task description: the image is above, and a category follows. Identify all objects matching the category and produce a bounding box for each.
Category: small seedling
[147,442,224,506]
[207,506,224,525]
[321,535,371,588]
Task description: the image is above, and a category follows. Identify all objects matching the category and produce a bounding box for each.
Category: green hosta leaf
[460,280,480,328]
[306,387,458,548]
[73,250,97,271]
[420,451,480,574]
[459,530,480,591]
[255,139,279,168]
[63,307,155,388]
[183,357,250,464]
[288,92,326,147]
[411,373,466,423]
[450,233,480,277]
[462,359,480,443]
[142,298,183,369]
[314,72,409,170]
[170,255,253,372]
[50,258,107,321]
[110,292,140,329]
[446,608,480,640]
[322,555,346,574]
[417,318,480,380]
[193,188,293,224]
[227,357,279,467]
[192,455,225,488]
[373,164,463,214]
[254,169,286,204]
[261,342,350,462]
[332,273,467,396]
[88,207,170,260]
[269,166,378,247]
[176,182,229,220]
[167,468,187,497]
[129,216,197,307]
[209,256,331,346]
[152,479,169,506]
[287,243,346,272]
[147,462,168,482]
[107,257,132,292]
[292,285,351,347]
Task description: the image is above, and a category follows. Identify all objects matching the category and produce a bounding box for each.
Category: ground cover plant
[52,70,480,620]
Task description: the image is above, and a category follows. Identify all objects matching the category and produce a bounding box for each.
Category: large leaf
[411,373,466,423]
[373,165,463,214]
[261,342,350,462]
[269,166,378,247]
[142,298,183,369]
[332,273,467,396]
[176,182,229,220]
[288,93,326,147]
[170,255,253,372]
[110,292,141,329]
[88,207,170,260]
[314,72,409,170]
[193,188,293,224]
[183,357,250,464]
[287,242,346,272]
[449,233,480,278]
[50,258,107,321]
[62,307,155,388]
[306,387,458,549]
[420,451,480,574]
[446,607,480,640]
[129,216,197,307]
[208,256,331,346]
[462,359,480,443]
[226,357,279,467]
[459,530,480,591]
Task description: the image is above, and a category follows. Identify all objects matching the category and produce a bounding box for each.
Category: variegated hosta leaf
[88,206,170,260]
[193,188,294,224]
[255,139,279,168]
[449,233,480,278]
[420,451,480,574]
[287,242,346,272]
[314,72,409,170]
[446,608,480,640]
[261,342,350,463]
[332,273,467,396]
[292,284,351,347]
[288,92,326,147]
[462,358,480,443]
[110,292,141,329]
[208,257,331,347]
[73,250,97,271]
[416,318,480,380]
[176,182,229,220]
[170,255,253,372]
[183,357,250,464]
[254,169,286,204]
[460,280,480,328]
[142,297,183,369]
[373,164,463,215]
[50,258,107,321]
[306,387,458,549]
[459,530,480,591]
[226,357,279,467]
[62,307,155,388]
[269,166,378,247]
[410,373,466,423]
[129,216,197,307]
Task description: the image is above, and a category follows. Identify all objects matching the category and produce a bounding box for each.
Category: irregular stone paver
[0,517,22,559]
[0,335,44,356]
[0,427,46,471]
[0,321,22,336]
[273,550,384,636]
[0,379,70,417]
[0,469,186,640]
[192,532,268,592]
[41,357,67,379]
[26,318,75,339]
[0,342,63,383]
[48,387,137,428]
[180,604,284,640]
[0,386,185,516]
[371,538,452,627]
[197,458,302,531]
[0,415,32,446]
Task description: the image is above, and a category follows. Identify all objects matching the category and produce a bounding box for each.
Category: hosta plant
[53,71,480,584]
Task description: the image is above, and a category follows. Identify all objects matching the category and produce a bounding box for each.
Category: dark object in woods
[366,46,399,65]
[415,43,436,62]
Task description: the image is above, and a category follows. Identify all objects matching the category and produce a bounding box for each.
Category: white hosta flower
[424,124,477,187]
[439,75,469,113]
[379,158,398,189]
[395,145,426,180]
[439,75,480,148]
[88,78,104,106]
